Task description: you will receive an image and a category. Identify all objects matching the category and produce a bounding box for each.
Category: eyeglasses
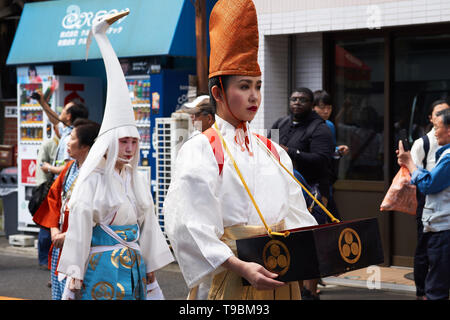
[290,97,311,103]
[315,104,332,110]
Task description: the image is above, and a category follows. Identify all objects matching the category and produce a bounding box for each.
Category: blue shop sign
[7,0,201,65]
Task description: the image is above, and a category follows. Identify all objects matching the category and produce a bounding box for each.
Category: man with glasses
[269,87,334,300]
[270,88,334,203]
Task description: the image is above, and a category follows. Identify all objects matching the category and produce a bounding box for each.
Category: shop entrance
[327,24,450,267]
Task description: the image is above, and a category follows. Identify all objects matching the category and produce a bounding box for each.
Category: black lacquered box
[236,218,384,283]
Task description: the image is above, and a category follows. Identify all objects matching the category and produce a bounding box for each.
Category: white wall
[254,32,324,130]
[253,0,450,129]
[294,33,323,91]
[254,0,450,34]
[253,35,289,130]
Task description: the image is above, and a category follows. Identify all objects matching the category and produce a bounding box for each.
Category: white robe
[57,159,174,281]
[163,115,318,298]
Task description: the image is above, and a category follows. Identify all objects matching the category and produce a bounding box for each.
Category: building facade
[253,0,450,266]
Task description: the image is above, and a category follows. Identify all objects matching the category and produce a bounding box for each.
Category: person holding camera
[409,100,449,300]
[33,126,59,277]
[33,119,101,299]
[32,90,89,177]
[397,108,450,300]
[31,92,88,280]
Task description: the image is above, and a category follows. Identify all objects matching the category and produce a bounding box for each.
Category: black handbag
[28,176,54,216]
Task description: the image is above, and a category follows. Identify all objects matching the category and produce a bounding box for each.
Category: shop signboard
[7,0,197,65]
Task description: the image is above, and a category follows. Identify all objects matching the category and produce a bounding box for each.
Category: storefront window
[332,38,385,180]
[393,34,450,154]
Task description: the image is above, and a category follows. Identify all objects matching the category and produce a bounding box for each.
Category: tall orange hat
[208,0,261,78]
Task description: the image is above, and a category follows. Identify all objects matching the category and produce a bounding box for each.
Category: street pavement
[0,235,189,300]
[0,235,417,300]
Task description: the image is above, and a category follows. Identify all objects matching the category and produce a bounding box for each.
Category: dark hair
[291,87,314,103]
[313,90,332,106]
[436,108,450,127]
[198,102,216,115]
[428,99,449,116]
[72,119,100,147]
[208,75,231,111]
[67,101,89,124]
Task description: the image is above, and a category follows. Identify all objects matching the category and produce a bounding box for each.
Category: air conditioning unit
[153,115,191,245]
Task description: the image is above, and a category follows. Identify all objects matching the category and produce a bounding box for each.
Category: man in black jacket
[269,87,334,203]
[269,87,334,300]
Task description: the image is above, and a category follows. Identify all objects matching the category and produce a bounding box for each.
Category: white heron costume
[57,10,173,300]
[163,0,317,300]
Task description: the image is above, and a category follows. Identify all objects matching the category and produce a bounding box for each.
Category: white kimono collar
[214,115,254,155]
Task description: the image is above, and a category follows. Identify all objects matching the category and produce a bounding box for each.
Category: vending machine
[126,75,151,164]
[17,72,102,232]
[125,69,191,193]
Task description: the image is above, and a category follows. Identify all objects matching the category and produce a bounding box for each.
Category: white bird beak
[85,10,130,61]
[106,10,129,25]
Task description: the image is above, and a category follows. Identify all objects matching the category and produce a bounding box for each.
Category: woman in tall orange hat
[163,0,317,300]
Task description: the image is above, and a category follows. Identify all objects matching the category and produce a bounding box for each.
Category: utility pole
[194,0,208,95]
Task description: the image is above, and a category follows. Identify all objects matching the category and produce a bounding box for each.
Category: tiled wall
[253,0,450,129]
[254,32,323,130]
[294,33,323,92]
[255,0,450,34]
[3,117,17,146]
[253,35,289,130]
[1,101,18,146]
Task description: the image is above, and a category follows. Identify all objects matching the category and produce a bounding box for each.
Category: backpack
[293,169,329,225]
[28,175,54,216]
[28,161,74,217]
[416,135,430,211]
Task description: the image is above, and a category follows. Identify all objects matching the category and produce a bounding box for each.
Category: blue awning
[7,0,209,65]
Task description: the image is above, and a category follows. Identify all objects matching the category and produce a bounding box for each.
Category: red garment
[202,128,280,175]
[33,160,74,270]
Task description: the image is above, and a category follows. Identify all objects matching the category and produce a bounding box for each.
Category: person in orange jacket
[33,119,100,299]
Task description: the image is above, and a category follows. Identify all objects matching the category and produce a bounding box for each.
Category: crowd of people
[28,0,449,301]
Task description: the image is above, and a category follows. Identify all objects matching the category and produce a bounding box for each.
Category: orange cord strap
[213,123,290,238]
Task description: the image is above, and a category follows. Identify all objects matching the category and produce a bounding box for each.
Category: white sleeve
[58,122,65,134]
[62,135,71,161]
[163,136,234,289]
[138,189,174,273]
[57,197,96,280]
[411,138,425,168]
[57,173,104,280]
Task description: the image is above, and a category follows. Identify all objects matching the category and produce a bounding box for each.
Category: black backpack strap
[284,117,324,150]
[304,118,324,144]
[422,135,430,169]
